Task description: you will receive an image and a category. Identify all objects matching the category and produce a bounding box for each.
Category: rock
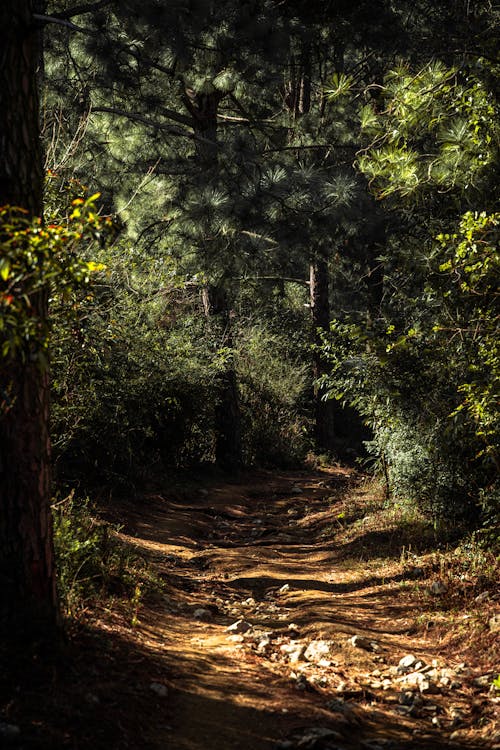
[406,566,425,579]
[149,682,168,697]
[350,634,379,651]
[473,673,494,688]
[278,584,290,594]
[226,619,252,634]
[281,641,306,663]
[304,640,334,663]
[474,591,490,604]
[401,672,432,693]
[242,597,256,607]
[429,580,448,595]
[0,723,21,742]
[489,614,500,633]
[193,608,211,620]
[256,638,271,654]
[397,654,419,674]
[296,727,343,747]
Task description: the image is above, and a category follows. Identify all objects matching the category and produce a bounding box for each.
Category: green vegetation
[0,0,498,627]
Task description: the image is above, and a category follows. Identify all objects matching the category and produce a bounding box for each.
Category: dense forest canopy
[0,0,498,634]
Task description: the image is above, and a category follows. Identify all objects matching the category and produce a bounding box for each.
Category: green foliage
[0,194,109,364]
[51,242,218,477]
[53,491,158,619]
[357,61,498,199]
[321,57,499,527]
[237,322,311,466]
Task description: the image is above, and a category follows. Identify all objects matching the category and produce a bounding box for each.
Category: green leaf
[0,258,11,281]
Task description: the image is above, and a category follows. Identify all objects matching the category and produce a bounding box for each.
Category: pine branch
[33,13,96,34]
[48,1,113,20]
[91,106,190,137]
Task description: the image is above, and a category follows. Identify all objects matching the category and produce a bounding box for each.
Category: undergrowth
[52,491,161,621]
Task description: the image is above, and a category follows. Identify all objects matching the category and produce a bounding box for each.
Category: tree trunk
[0,0,59,638]
[186,87,242,471]
[309,257,336,453]
[202,285,242,472]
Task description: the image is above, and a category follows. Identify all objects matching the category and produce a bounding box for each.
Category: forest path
[105,468,497,750]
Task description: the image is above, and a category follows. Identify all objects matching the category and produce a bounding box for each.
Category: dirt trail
[102,468,498,750]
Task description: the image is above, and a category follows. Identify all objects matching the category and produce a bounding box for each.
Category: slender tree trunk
[0,0,59,638]
[285,42,336,452]
[202,285,242,471]
[185,88,242,470]
[310,256,336,453]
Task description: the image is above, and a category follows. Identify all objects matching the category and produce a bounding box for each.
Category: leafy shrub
[53,491,159,618]
[237,323,311,466]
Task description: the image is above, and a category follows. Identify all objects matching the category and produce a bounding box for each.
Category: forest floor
[2,467,499,749]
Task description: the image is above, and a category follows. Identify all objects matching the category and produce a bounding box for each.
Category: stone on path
[350,634,380,652]
[304,640,335,663]
[226,619,252,634]
[149,682,168,697]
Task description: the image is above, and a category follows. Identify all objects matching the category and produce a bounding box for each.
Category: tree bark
[0,0,59,638]
[309,256,336,453]
[186,87,242,471]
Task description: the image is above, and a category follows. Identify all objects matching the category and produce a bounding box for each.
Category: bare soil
[1,467,499,749]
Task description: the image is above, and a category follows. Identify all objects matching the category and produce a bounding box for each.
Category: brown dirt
[1,467,499,749]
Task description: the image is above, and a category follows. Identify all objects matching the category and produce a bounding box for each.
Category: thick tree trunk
[309,257,336,453]
[0,1,59,637]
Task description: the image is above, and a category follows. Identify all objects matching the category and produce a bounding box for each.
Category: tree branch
[48,1,113,20]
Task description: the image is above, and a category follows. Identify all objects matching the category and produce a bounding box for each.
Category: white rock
[350,634,379,651]
[304,639,334,663]
[397,654,419,673]
[402,672,432,693]
[149,682,168,697]
[226,619,252,634]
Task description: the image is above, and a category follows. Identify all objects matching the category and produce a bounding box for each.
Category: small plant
[52,491,161,619]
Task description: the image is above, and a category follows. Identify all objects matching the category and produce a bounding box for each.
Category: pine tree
[0,0,59,638]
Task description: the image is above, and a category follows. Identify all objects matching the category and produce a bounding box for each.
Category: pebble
[401,672,432,693]
[304,639,334,663]
[226,619,252,634]
[350,634,380,651]
[397,654,419,673]
[149,682,168,697]
[429,580,448,595]
[296,727,343,747]
[474,591,490,604]
[473,674,494,688]
[193,608,211,619]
